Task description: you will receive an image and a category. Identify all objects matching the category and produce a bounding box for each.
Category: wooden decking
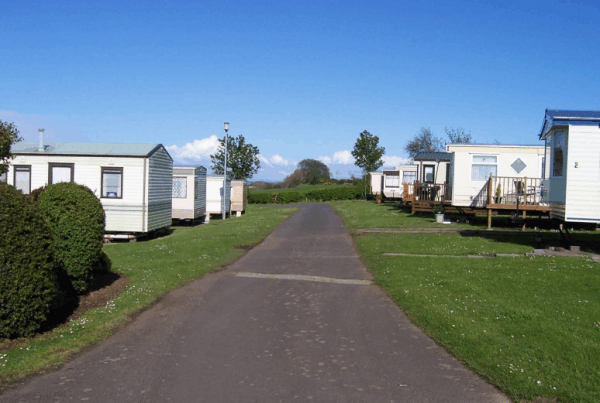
[402,177,550,229]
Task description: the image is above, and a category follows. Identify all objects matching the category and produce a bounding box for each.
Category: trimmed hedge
[305,186,363,201]
[248,186,363,204]
[0,183,58,338]
[38,183,106,294]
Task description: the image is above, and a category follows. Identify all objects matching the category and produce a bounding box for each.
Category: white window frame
[471,155,497,181]
[384,174,400,188]
[402,171,416,184]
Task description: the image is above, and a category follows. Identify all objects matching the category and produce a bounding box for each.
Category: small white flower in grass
[537,381,541,385]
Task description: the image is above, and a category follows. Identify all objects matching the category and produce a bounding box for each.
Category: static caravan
[413,152,451,185]
[172,166,207,222]
[539,109,600,223]
[231,180,248,217]
[369,172,383,196]
[205,176,231,220]
[7,141,173,235]
[370,165,417,198]
[382,164,417,198]
[447,144,545,207]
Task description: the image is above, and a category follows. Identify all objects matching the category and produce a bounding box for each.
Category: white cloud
[318,150,354,165]
[332,150,354,164]
[166,135,220,162]
[279,170,292,177]
[383,155,411,166]
[258,154,272,167]
[271,153,293,166]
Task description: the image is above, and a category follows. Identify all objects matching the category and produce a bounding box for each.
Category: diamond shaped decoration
[511,158,527,174]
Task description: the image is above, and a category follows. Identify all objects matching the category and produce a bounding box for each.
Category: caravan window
[14,165,31,194]
[49,163,74,184]
[423,165,435,183]
[101,167,123,198]
[384,174,400,188]
[402,171,416,184]
[471,155,497,181]
[173,177,187,198]
[552,132,566,177]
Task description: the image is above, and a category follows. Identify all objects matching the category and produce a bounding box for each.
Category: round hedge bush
[38,182,106,294]
[0,183,58,339]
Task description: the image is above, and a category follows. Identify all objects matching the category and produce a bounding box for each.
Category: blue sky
[2,0,599,180]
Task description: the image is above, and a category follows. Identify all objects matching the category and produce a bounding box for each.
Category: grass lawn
[0,205,297,387]
[331,200,480,231]
[333,200,600,403]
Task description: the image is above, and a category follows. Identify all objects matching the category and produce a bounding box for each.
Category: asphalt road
[1,204,509,402]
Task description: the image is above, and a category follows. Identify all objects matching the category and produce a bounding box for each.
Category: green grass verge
[332,200,600,402]
[362,232,536,256]
[330,200,480,231]
[0,205,297,386]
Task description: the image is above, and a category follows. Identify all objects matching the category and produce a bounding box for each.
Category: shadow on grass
[457,229,600,254]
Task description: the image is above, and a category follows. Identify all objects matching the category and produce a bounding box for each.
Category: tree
[404,127,444,158]
[445,127,472,144]
[211,134,261,181]
[351,130,385,173]
[297,159,330,184]
[0,121,22,175]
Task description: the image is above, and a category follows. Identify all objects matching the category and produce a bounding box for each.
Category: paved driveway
[1,204,509,402]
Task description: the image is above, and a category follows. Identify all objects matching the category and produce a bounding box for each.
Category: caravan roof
[11,142,172,160]
[539,109,600,139]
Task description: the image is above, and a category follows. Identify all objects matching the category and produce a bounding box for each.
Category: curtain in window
[473,155,497,164]
[172,177,187,198]
[402,171,416,184]
[51,166,72,184]
[15,168,30,194]
[471,165,497,181]
[385,175,400,187]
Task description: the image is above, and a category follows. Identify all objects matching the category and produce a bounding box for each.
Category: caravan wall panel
[563,126,600,223]
[448,146,544,207]
[172,167,206,220]
[206,177,231,214]
[194,170,207,218]
[6,154,147,232]
[148,148,173,231]
[231,180,247,212]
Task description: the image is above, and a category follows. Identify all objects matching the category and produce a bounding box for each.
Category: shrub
[248,192,272,204]
[0,183,58,338]
[305,186,363,201]
[38,183,106,294]
[29,185,47,202]
[273,191,303,204]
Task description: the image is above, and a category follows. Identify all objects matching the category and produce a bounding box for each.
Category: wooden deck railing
[403,182,452,203]
[486,176,545,207]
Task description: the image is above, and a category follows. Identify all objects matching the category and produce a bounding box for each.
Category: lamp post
[222,122,229,220]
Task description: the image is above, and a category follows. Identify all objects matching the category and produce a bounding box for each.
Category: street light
[222,122,229,220]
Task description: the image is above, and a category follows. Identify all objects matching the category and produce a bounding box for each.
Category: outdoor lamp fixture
[222,122,229,220]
